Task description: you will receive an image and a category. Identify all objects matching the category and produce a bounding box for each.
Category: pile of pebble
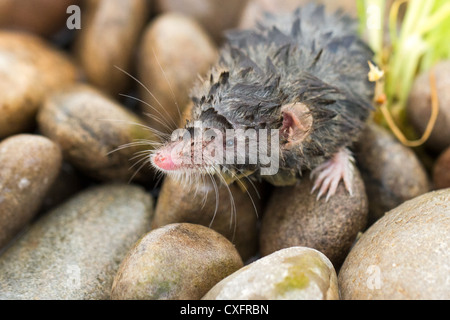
[0,0,448,300]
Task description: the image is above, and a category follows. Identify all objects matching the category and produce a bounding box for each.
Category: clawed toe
[310,148,354,201]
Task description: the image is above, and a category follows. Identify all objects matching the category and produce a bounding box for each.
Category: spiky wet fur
[187,4,375,180]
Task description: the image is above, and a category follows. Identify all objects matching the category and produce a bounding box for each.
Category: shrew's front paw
[310,148,355,201]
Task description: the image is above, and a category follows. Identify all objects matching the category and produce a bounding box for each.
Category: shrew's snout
[151,146,177,171]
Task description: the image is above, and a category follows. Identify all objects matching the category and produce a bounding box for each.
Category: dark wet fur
[187,4,375,176]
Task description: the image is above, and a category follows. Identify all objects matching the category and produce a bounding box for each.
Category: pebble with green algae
[202,246,339,300]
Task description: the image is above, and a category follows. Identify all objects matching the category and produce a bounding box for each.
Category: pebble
[239,0,358,30]
[137,12,218,134]
[0,134,62,250]
[0,31,78,138]
[111,223,243,300]
[433,146,450,189]
[152,176,262,261]
[0,0,81,37]
[37,84,156,182]
[75,0,150,95]
[338,188,450,300]
[355,122,431,224]
[202,246,339,300]
[407,60,450,153]
[260,167,368,268]
[0,184,154,300]
[156,0,249,42]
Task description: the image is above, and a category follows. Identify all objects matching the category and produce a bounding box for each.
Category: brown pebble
[152,176,262,261]
[0,134,62,249]
[0,0,81,37]
[260,167,368,268]
[75,0,150,95]
[433,146,450,189]
[239,0,358,29]
[111,223,243,300]
[156,0,249,42]
[0,31,78,138]
[355,122,431,225]
[137,12,218,134]
[339,189,450,300]
[407,60,450,153]
[38,84,156,182]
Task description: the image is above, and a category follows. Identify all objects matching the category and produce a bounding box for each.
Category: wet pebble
[156,0,248,42]
[407,60,450,153]
[0,134,62,250]
[202,246,339,300]
[260,167,368,268]
[433,146,450,190]
[339,189,450,300]
[355,122,431,224]
[0,184,154,300]
[111,223,243,300]
[76,0,150,95]
[38,84,156,182]
[239,0,358,29]
[0,31,78,138]
[152,177,262,261]
[0,0,81,37]
[138,12,217,134]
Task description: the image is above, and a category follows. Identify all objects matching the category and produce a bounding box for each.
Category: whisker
[129,153,151,171]
[233,169,260,219]
[114,65,179,129]
[118,94,175,132]
[211,164,237,242]
[152,47,183,122]
[129,151,152,164]
[127,159,150,184]
[106,140,159,156]
[99,117,169,140]
[153,172,165,191]
[207,172,220,229]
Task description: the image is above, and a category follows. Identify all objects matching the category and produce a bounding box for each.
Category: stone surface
[0,0,81,36]
[433,147,450,190]
[153,176,262,261]
[75,0,149,95]
[38,84,156,182]
[239,0,358,30]
[407,60,450,153]
[260,168,367,268]
[203,246,339,300]
[0,134,62,249]
[138,12,217,134]
[0,31,78,138]
[339,188,450,300]
[156,0,249,42]
[111,223,243,300]
[355,123,431,224]
[0,184,154,300]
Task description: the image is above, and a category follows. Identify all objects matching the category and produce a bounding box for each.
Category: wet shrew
[151,4,375,201]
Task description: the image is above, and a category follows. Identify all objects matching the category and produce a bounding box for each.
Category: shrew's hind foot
[310,148,355,201]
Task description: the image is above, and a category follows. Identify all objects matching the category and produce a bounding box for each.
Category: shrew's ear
[280,102,313,149]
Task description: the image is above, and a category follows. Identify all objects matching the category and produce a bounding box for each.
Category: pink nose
[152,150,177,171]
